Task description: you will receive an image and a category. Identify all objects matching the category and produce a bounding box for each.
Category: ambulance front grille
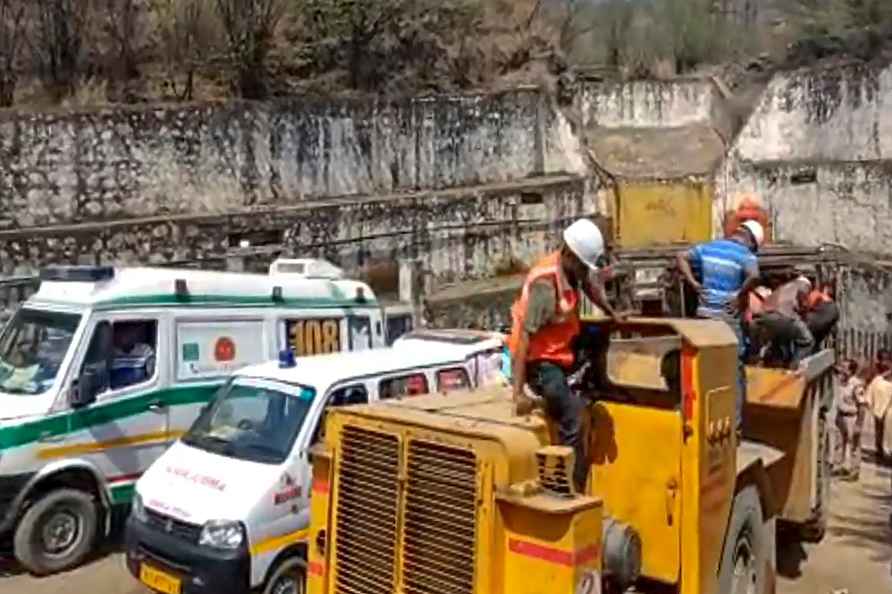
[334,426,400,594]
[402,440,477,594]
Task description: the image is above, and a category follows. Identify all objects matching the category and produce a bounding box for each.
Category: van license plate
[140,563,182,594]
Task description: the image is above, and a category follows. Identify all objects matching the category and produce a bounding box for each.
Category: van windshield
[182,377,317,465]
[0,308,81,396]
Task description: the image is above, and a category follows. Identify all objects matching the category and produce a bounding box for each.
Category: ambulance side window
[79,319,158,396]
[379,373,429,400]
[109,320,158,390]
[311,384,369,445]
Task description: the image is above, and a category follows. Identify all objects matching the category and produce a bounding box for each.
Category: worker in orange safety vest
[508,218,623,491]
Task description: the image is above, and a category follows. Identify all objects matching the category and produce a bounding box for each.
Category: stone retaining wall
[0,90,587,229]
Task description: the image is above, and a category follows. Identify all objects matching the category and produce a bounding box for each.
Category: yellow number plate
[139,563,182,594]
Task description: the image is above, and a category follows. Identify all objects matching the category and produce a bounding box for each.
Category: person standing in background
[865,351,892,465]
[833,359,867,481]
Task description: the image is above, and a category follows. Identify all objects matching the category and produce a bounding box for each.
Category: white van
[125,333,505,594]
[0,261,397,574]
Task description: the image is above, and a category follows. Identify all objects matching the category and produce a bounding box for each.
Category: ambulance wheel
[263,556,306,594]
[719,486,772,594]
[14,489,98,576]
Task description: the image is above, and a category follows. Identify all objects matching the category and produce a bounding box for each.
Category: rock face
[0,90,587,228]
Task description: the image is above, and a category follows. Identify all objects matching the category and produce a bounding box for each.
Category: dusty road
[0,459,889,594]
[777,450,892,594]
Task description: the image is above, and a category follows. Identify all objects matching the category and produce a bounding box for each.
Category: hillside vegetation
[1,0,891,110]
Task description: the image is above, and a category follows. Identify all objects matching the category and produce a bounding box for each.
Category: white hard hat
[563,219,605,270]
[796,275,812,290]
[740,220,765,247]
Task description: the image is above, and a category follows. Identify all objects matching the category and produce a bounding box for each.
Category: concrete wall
[717,63,892,252]
[578,78,719,128]
[0,175,591,318]
[0,90,588,229]
[282,176,590,289]
[837,266,892,358]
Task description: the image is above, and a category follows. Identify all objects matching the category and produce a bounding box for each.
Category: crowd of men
[833,350,892,482]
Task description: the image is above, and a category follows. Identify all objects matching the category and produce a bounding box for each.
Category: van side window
[380,373,429,400]
[80,319,158,394]
[437,368,471,393]
[312,384,369,444]
[329,385,369,407]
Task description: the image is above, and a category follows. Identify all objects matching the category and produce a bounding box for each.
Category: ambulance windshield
[183,377,317,465]
[0,308,81,396]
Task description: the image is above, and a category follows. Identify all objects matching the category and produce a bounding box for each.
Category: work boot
[831,465,847,477]
[842,469,859,482]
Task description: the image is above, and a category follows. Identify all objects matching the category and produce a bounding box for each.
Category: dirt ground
[0,454,889,594]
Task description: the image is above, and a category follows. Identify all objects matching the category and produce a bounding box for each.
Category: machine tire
[800,413,831,543]
[14,489,99,576]
[262,556,307,594]
[718,486,773,594]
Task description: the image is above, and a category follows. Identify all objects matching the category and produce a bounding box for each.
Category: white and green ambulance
[0,261,394,575]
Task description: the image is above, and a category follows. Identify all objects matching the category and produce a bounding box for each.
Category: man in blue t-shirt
[676,220,763,435]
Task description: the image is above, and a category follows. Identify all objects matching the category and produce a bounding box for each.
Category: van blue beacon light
[278,348,296,369]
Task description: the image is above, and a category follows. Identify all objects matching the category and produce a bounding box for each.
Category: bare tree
[0,0,25,106]
[151,0,221,100]
[102,0,146,84]
[214,0,285,99]
[29,0,93,99]
[302,0,410,90]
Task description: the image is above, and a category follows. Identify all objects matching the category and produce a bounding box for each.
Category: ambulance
[0,260,394,575]
[125,331,506,594]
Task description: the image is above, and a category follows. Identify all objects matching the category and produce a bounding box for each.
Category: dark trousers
[752,312,814,368]
[806,301,839,352]
[876,415,887,463]
[527,361,588,492]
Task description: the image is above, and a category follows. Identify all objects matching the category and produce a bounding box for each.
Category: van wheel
[263,556,307,594]
[14,489,98,576]
[800,414,830,542]
[719,486,772,594]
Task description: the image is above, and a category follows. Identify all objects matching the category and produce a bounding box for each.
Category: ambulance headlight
[131,493,148,523]
[199,520,246,549]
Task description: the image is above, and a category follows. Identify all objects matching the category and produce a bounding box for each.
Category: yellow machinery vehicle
[304,318,834,594]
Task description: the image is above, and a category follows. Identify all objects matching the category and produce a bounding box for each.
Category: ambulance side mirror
[71,370,100,409]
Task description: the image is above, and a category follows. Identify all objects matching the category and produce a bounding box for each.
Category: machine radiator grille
[402,440,478,594]
[334,426,400,594]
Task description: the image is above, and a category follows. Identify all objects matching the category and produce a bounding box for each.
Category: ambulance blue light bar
[278,348,296,369]
[39,266,115,283]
